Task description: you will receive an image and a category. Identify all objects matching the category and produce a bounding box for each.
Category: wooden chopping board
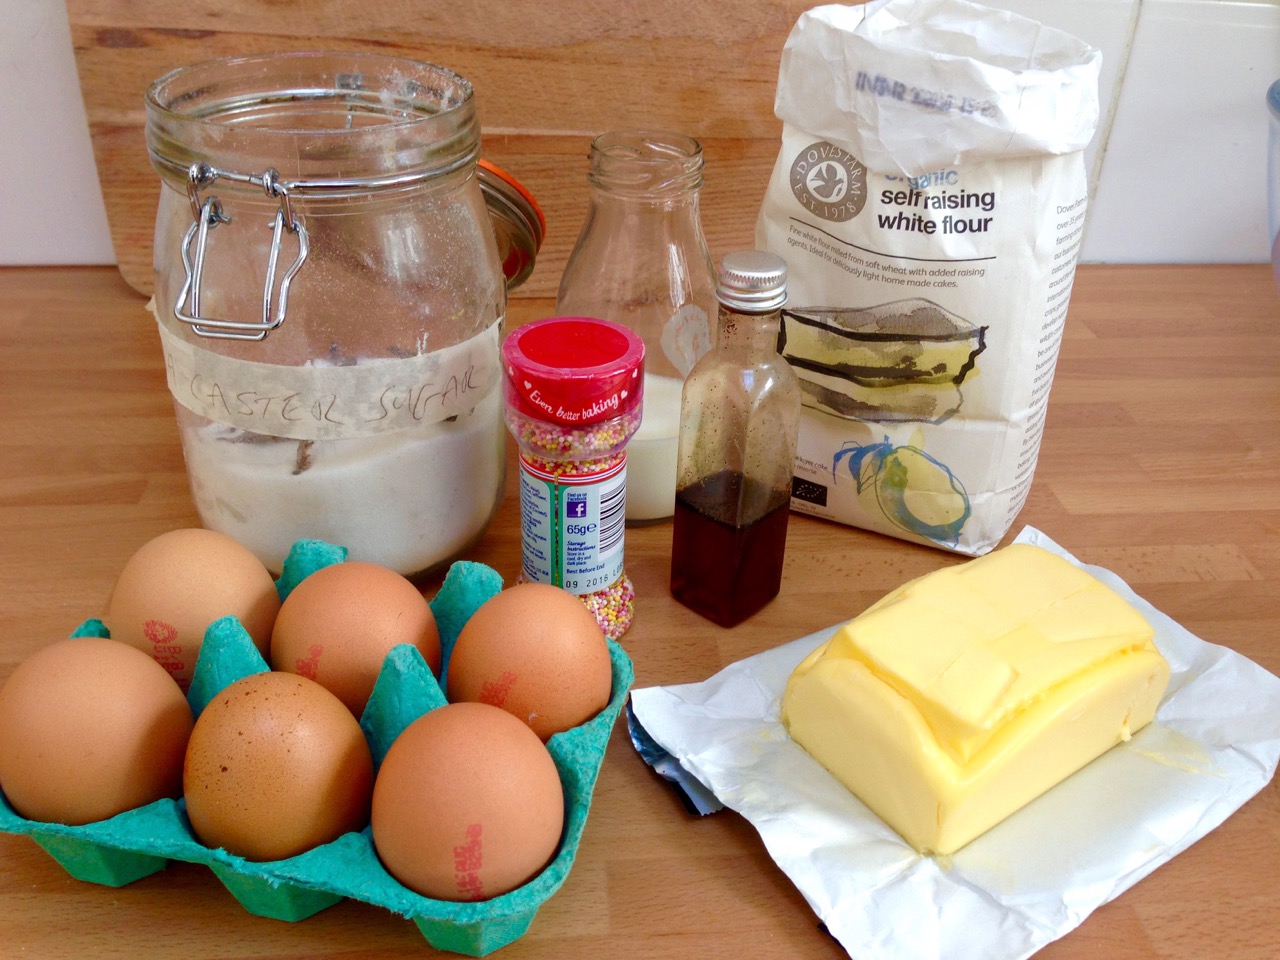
[65,0,810,300]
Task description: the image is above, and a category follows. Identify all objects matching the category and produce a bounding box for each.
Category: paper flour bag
[757,0,1100,555]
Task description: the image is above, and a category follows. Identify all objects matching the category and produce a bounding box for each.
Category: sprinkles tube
[501,318,645,640]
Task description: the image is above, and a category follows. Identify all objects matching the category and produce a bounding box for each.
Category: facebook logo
[566,493,588,518]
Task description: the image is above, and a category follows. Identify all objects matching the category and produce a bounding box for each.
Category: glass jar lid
[146,51,543,292]
[146,51,479,190]
[479,159,545,292]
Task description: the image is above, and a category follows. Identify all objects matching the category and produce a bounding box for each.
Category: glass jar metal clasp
[174,162,310,341]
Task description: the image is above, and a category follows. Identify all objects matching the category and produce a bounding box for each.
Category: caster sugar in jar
[145,52,541,578]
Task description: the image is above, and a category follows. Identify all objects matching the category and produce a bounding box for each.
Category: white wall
[2,0,1278,266]
[0,0,114,265]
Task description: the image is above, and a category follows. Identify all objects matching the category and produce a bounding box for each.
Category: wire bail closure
[174,162,310,341]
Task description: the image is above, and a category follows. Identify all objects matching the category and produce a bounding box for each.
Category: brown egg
[446,582,612,740]
[0,637,194,825]
[105,528,281,691]
[270,561,441,716]
[371,701,564,901]
[183,671,373,861]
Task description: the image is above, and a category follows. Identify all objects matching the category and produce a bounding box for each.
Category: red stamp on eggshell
[478,670,518,708]
[454,823,485,900]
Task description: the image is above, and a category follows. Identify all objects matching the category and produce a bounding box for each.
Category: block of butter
[781,543,1170,855]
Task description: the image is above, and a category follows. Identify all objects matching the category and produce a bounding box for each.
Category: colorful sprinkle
[580,574,636,641]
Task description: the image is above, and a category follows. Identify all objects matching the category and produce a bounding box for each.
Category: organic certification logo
[789,141,867,223]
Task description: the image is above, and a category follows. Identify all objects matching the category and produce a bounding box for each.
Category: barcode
[598,483,625,554]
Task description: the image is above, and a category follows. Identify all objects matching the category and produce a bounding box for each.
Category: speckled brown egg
[104,528,281,691]
[446,582,612,740]
[270,560,441,717]
[183,671,373,862]
[0,637,194,825]
[371,701,564,901]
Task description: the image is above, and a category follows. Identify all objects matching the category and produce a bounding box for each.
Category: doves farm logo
[789,141,867,223]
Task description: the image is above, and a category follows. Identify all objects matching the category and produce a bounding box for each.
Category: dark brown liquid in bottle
[670,469,791,627]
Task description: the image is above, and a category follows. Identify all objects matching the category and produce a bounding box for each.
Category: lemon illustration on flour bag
[834,438,970,546]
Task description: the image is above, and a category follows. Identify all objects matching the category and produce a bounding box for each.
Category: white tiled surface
[986,0,1141,204]
[1087,0,1280,262]
[0,1,114,266]
[1,0,1278,266]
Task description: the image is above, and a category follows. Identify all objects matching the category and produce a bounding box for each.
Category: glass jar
[501,317,645,640]
[145,52,538,579]
[670,251,801,627]
[555,131,716,524]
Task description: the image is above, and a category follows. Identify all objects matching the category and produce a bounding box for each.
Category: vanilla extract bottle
[669,251,801,627]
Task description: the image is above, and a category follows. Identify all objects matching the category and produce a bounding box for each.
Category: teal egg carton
[0,539,634,956]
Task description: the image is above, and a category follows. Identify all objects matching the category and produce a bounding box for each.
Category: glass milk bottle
[670,251,801,627]
[556,131,716,524]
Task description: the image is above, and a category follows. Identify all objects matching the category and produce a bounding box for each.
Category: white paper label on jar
[155,315,502,441]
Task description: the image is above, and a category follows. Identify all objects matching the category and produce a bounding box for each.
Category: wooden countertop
[1,264,1278,959]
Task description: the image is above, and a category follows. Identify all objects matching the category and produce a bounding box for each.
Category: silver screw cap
[716,250,788,312]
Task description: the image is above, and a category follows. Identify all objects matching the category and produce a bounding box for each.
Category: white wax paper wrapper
[775,1,1101,175]
[629,527,1280,960]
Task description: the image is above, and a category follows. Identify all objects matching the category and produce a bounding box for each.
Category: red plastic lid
[502,317,645,425]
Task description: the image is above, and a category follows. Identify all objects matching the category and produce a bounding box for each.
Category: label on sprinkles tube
[517,454,627,594]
